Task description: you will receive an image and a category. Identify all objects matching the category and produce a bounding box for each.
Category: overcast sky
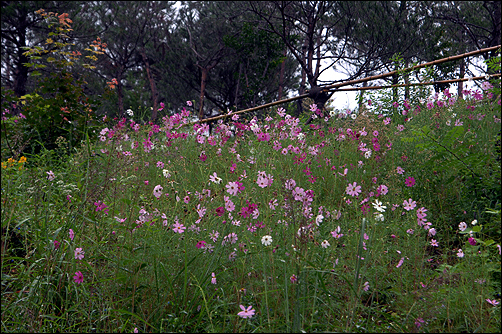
[319,55,489,111]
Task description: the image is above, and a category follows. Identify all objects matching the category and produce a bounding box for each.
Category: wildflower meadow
[2,69,501,331]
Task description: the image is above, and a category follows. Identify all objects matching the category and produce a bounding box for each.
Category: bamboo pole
[189,45,500,125]
[318,45,501,92]
[329,73,500,92]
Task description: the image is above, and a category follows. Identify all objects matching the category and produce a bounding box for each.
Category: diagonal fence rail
[189,45,500,125]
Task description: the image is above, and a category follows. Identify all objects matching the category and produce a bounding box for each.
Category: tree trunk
[198,67,209,120]
[392,74,398,103]
[296,42,308,117]
[404,59,410,101]
[140,48,159,121]
[278,48,286,100]
[234,62,242,108]
[358,81,367,113]
[117,71,124,119]
[458,57,465,100]
[12,6,29,97]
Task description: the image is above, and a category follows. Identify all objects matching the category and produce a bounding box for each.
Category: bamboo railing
[189,45,500,125]
[331,73,501,92]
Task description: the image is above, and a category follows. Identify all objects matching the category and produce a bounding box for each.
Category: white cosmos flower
[315,214,324,226]
[321,240,330,248]
[374,213,385,221]
[163,169,171,178]
[458,222,467,231]
[261,235,273,246]
[350,114,357,120]
[372,200,387,213]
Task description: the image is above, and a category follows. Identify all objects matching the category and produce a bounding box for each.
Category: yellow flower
[7,157,16,164]
[1,162,6,169]
[19,156,27,163]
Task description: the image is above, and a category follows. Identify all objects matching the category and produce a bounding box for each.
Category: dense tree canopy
[1,1,500,122]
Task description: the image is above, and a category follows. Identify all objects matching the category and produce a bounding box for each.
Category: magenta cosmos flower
[73,271,84,284]
[405,177,416,187]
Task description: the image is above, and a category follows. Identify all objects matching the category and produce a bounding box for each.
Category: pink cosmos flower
[403,198,416,211]
[209,230,219,242]
[481,81,493,90]
[73,271,84,284]
[331,226,344,239]
[430,239,439,247]
[237,305,256,319]
[292,186,306,201]
[416,207,428,217]
[224,196,235,212]
[486,299,499,306]
[196,240,207,249]
[290,274,298,284]
[396,166,405,174]
[396,257,405,268]
[226,181,239,196]
[196,204,206,218]
[172,222,186,233]
[457,249,464,258]
[209,172,222,184]
[69,229,74,241]
[54,240,61,249]
[468,237,476,246]
[377,184,388,196]
[256,175,269,188]
[153,185,163,199]
[46,170,55,181]
[75,247,85,260]
[222,232,238,246]
[346,182,362,197]
[211,272,217,284]
[284,179,296,190]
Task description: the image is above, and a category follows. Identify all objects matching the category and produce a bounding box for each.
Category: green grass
[2,86,501,332]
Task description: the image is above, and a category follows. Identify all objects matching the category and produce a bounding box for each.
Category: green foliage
[2,9,106,156]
